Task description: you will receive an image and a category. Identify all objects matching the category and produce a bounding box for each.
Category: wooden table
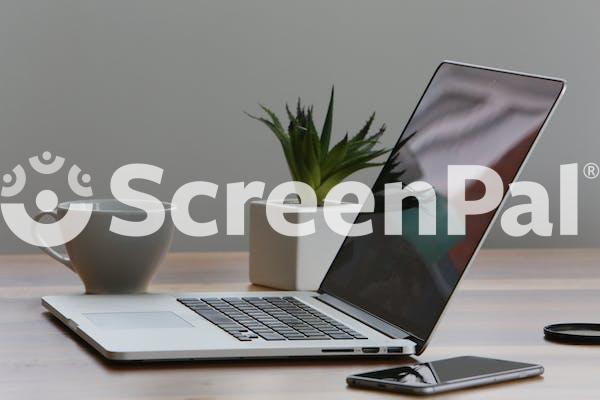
[1,249,599,399]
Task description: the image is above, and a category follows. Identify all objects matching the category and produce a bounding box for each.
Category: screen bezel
[318,61,566,354]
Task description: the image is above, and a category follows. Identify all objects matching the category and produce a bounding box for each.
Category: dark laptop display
[319,62,564,351]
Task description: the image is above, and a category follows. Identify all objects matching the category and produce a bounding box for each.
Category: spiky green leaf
[351,112,375,142]
[320,134,349,178]
[320,87,334,156]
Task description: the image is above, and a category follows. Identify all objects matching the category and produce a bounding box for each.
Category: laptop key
[260,333,286,341]
[194,309,219,316]
[299,336,330,340]
[225,329,249,334]
[199,314,234,324]
[181,300,203,305]
[351,334,368,339]
[219,323,244,329]
[190,307,213,312]
[329,333,353,339]
[304,331,328,337]
[282,331,305,336]
[321,328,343,333]
[253,329,275,335]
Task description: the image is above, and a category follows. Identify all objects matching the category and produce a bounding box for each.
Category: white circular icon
[583,162,599,179]
[36,189,59,211]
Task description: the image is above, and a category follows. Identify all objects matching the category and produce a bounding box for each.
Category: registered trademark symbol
[583,162,599,179]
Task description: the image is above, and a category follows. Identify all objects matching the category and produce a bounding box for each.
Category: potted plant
[246,88,390,290]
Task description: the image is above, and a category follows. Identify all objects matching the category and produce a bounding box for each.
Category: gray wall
[0,0,598,254]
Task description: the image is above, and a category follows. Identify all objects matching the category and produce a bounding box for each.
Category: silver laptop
[43,62,565,361]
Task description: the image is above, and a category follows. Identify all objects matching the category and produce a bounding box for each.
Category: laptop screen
[319,62,564,345]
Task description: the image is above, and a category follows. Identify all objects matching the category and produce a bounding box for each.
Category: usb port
[386,347,404,353]
[361,347,380,354]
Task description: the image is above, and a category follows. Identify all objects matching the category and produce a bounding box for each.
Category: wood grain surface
[0,249,599,399]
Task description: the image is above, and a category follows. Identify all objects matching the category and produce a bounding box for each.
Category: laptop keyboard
[177,296,368,342]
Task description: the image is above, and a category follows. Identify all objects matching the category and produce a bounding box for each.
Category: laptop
[42,61,565,361]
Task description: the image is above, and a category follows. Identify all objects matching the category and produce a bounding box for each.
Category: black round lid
[544,323,600,344]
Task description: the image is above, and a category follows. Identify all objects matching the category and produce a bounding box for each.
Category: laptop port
[321,348,354,353]
[386,347,404,353]
[361,347,380,354]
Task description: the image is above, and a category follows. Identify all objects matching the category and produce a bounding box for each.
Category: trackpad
[84,312,192,329]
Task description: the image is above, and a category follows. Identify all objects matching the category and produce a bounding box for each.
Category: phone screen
[355,356,536,386]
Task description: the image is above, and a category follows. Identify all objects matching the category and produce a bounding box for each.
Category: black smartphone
[347,356,543,395]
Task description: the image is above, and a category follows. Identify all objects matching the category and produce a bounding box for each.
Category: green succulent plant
[246,87,390,205]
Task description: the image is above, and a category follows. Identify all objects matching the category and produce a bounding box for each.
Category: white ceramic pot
[249,200,355,291]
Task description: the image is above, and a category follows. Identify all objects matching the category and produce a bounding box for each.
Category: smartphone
[347,356,543,395]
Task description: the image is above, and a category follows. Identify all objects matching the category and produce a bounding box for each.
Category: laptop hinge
[316,293,412,340]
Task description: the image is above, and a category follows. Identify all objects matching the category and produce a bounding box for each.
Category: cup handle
[33,210,76,273]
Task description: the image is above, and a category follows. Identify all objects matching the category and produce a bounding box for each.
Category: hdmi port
[361,347,380,354]
[321,348,354,353]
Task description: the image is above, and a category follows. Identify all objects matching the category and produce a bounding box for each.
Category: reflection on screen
[320,63,564,342]
[358,356,534,385]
